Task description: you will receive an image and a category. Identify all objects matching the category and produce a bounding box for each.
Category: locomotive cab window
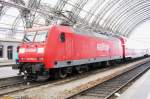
[60,32,65,42]
[23,32,36,42]
[23,31,48,42]
[34,31,48,42]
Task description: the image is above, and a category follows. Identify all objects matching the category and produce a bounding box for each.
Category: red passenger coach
[119,37,148,59]
[17,25,148,80]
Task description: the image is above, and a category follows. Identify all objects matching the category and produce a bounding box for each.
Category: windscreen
[34,31,47,42]
[23,31,48,42]
[23,32,36,42]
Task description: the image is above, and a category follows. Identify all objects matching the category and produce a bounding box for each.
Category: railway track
[0,76,24,88]
[69,61,150,99]
[0,64,115,97]
[0,58,148,97]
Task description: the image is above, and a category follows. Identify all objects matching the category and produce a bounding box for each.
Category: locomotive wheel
[109,60,116,66]
[59,68,68,78]
[84,65,89,72]
[101,61,108,67]
[75,66,84,74]
[54,68,68,79]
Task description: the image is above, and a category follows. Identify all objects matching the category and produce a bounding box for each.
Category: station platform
[0,61,18,79]
[0,66,19,79]
[0,60,15,67]
[117,69,150,99]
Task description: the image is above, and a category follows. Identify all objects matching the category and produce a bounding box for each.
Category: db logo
[97,43,109,51]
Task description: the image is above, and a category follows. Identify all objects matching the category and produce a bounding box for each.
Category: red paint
[19,25,148,69]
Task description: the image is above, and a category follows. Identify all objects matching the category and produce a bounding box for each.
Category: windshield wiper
[23,36,30,42]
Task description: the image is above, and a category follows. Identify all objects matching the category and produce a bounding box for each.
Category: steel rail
[0,63,115,96]
[0,58,146,97]
[69,61,150,99]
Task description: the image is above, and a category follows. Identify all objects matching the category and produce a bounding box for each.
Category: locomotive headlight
[19,48,25,53]
[37,48,44,53]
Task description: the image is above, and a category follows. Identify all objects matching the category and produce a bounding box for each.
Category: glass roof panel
[62,3,73,11]
[0,7,19,28]
[82,0,97,12]
[0,0,150,42]
[41,0,59,7]
[68,0,78,5]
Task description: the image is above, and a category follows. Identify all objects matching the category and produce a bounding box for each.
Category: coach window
[60,32,65,42]
[7,46,13,60]
[0,45,3,58]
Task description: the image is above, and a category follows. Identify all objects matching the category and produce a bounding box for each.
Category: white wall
[0,41,20,61]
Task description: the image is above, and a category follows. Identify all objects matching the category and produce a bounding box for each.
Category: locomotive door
[65,34,73,60]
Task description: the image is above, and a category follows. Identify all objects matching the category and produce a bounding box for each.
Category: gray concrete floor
[0,60,15,67]
[0,67,18,79]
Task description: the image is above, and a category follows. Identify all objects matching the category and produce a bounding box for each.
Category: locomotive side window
[60,32,65,42]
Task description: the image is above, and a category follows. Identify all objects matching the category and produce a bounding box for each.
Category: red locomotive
[16,25,148,80]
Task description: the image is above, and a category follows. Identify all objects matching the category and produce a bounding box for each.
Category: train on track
[14,24,149,80]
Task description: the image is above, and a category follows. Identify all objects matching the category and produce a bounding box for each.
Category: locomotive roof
[54,25,121,41]
[25,26,50,32]
[24,25,121,41]
[72,27,119,40]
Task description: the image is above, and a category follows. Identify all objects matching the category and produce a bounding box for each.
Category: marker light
[19,48,25,53]
[37,48,44,53]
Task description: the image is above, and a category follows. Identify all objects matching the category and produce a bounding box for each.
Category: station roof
[0,0,150,41]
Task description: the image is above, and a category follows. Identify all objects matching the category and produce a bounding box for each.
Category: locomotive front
[19,31,47,62]
[18,27,50,80]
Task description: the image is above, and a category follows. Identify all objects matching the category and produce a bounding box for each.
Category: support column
[3,43,8,61]
[13,46,17,61]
